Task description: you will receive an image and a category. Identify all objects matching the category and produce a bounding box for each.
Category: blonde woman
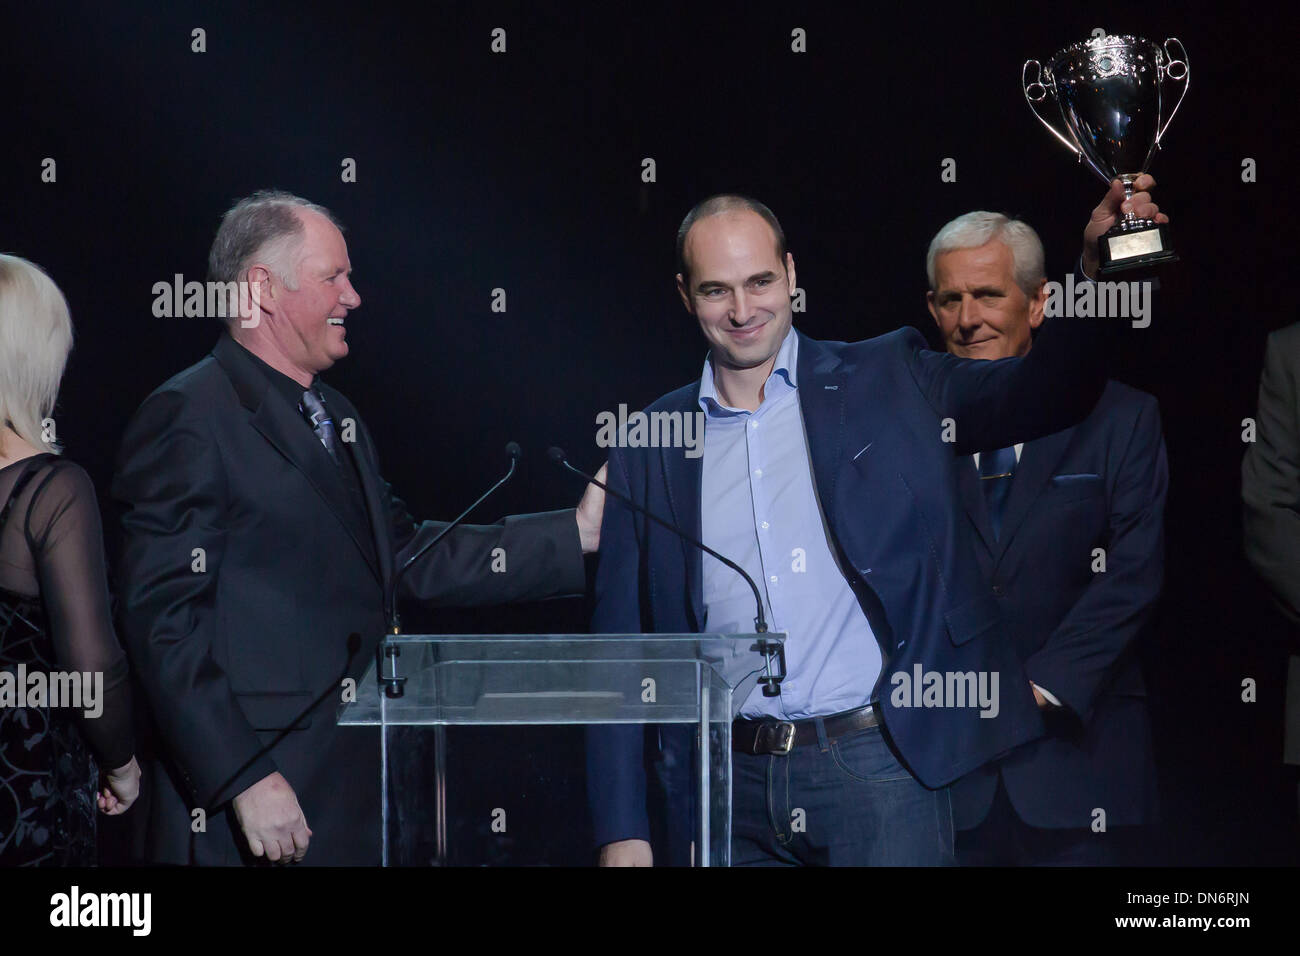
[0,254,138,866]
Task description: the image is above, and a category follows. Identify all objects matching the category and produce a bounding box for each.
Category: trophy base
[1098,222,1178,275]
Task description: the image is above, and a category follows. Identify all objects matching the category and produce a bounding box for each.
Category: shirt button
[992,584,1004,596]
[750,421,759,430]
[770,575,778,583]
[761,521,770,530]
[754,468,763,478]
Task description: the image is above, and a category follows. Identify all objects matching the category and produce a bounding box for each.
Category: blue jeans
[731,722,955,866]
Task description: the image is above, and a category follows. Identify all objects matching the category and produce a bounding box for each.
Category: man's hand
[1081,173,1168,279]
[576,462,608,554]
[1031,683,1048,709]
[232,771,312,863]
[599,838,653,866]
[98,756,141,815]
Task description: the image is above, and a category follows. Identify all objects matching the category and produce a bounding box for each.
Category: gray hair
[925,211,1045,297]
[207,190,342,322]
[0,254,73,455]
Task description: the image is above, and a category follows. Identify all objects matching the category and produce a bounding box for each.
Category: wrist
[577,512,599,554]
[108,756,138,776]
[1081,250,1100,281]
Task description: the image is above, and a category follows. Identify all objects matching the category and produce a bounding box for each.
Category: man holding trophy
[587,30,1188,867]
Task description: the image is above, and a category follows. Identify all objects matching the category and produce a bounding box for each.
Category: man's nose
[956,295,980,329]
[729,291,751,324]
[340,277,361,309]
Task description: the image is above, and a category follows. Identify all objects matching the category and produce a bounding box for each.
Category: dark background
[2,0,1296,865]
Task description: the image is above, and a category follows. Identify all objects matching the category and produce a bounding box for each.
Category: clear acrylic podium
[338,632,784,866]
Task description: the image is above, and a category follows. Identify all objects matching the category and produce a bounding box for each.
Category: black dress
[0,454,134,866]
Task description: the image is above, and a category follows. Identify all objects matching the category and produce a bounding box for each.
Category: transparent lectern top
[338,633,783,727]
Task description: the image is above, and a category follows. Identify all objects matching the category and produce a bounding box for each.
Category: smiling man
[926,204,1167,866]
[114,190,605,866]
[927,220,1045,360]
[588,190,1137,866]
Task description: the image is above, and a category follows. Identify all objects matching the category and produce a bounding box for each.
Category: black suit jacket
[1243,322,1300,766]
[951,380,1166,831]
[112,333,584,864]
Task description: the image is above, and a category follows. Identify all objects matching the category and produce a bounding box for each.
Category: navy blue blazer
[587,317,1111,848]
[951,380,1165,831]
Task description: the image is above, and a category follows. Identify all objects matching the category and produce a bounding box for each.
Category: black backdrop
[2,0,1296,866]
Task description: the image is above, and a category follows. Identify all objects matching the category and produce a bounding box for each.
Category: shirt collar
[698,326,799,414]
[229,334,320,408]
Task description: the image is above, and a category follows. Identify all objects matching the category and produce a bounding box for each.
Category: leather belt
[733,705,879,755]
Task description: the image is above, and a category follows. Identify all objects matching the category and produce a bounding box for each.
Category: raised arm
[914,175,1165,456]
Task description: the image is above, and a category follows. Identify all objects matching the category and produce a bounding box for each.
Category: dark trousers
[731,722,954,866]
[956,775,1140,866]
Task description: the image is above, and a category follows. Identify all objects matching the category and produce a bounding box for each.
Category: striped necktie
[299,387,341,465]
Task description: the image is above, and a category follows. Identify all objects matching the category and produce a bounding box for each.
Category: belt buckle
[764,720,796,755]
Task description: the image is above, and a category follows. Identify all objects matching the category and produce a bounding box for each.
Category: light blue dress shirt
[698,328,882,720]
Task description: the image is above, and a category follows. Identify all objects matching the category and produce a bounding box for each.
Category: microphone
[548,447,784,695]
[385,441,522,633]
[546,446,768,636]
[190,632,363,865]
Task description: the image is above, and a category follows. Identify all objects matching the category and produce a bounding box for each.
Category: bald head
[676,194,787,288]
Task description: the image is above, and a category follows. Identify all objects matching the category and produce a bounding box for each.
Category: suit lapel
[661,390,704,629]
[796,332,849,523]
[957,454,997,553]
[346,417,394,600]
[321,385,389,591]
[994,428,1077,557]
[213,335,382,585]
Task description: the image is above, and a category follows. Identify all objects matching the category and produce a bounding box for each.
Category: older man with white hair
[928,178,1168,865]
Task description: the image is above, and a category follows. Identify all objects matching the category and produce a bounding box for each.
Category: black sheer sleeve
[19,460,135,770]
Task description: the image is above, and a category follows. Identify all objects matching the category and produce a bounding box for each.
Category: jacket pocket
[944,592,1002,646]
[1050,473,1104,503]
[236,692,315,731]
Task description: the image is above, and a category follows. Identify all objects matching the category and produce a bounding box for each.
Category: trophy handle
[1022,60,1083,157]
[1157,37,1190,147]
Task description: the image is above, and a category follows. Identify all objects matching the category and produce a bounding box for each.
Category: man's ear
[926,290,941,328]
[676,273,694,314]
[245,265,276,320]
[1028,277,1048,330]
[785,252,797,296]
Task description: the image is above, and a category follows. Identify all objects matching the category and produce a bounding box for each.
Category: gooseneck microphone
[385,441,522,633]
[546,446,768,635]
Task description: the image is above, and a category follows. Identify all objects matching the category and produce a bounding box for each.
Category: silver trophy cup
[1023,35,1189,274]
